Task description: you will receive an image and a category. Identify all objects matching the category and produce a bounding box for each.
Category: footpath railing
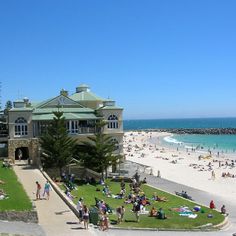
[118,160,161,178]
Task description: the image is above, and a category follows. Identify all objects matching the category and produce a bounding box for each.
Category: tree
[76,120,121,179]
[4,100,12,116]
[40,111,76,175]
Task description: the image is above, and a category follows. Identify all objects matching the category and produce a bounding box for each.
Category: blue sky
[0,0,236,119]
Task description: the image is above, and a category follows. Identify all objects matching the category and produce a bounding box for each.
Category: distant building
[7,84,123,165]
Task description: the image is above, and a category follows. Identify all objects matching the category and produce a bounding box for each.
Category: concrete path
[0,220,44,236]
[13,163,96,236]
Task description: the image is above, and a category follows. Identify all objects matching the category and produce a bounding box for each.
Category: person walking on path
[83,205,90,229]
[211,170,216,180]
[221,205,228,216]
[43,180,51,200]
[116,205,125,224]
[103,212,109,231]
[35,181,41,200]
[133,202,140,222]
[77,197,84,223]
[210,200,216,209]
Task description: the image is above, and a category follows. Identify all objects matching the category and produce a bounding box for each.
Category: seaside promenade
[0,160,235,236]
[0,162,96,236]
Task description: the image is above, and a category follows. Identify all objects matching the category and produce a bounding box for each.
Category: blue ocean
[124,118,236,152]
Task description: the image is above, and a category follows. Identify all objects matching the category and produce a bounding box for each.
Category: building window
[39,121,50,135]
[15,117,28,136]
[111,138,119,150]
[107,115,118,129]
[67,120,79,134]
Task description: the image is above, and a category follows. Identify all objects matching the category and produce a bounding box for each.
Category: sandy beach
[124,131,236,203]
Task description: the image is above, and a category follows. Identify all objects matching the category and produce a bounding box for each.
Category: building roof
[10,85,123,122]
[10,107,34,112]
[35,95,84,109]
[98,106,123,110]
[69,91,105,102]
[33,107,94,114]
[77,84,90,88]
[32,113,99,121]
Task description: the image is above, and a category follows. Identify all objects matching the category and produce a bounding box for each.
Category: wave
[184,145,194,149]
[163,136,182,145]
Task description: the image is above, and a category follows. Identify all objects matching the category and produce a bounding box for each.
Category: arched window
[107,115,118,129]
[15,117,28,136]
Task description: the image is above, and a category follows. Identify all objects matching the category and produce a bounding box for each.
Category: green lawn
[0,163,32,211]
[62,179,225,229]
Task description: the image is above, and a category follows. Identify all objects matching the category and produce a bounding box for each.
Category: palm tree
[40,111,76,175]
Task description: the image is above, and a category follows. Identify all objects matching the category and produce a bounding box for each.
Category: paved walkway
[12,163,96,236]
[0,220,44,236]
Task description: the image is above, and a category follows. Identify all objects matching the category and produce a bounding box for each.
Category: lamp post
[37,146,42,168]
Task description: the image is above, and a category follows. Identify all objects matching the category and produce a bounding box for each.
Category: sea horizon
[124,117,236,153]
[124,117,236,130]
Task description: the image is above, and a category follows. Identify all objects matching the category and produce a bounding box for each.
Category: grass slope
[0,164,32,211]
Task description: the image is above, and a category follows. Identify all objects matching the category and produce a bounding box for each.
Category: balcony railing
[68,127,96,135]
[0,130,8,137]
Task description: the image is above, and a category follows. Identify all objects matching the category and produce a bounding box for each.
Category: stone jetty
[142,128,236,135]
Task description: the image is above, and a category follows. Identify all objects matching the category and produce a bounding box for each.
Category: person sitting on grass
[0,189,8,200]
[142,177,147,184]
[65,189,75,200]
[124,192,136,204]
[156,208,167,220]
[102,185,111,197]
[120,180,126,190]
[118,188,126,199]
[140,194,151,205]
[152,192,168,202]
[149,206,157,217]
[2,160,12,168]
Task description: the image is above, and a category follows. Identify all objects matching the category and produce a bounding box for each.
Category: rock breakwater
[146,128,236,135]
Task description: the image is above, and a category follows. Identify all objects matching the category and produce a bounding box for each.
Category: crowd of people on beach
[124,131,236,186]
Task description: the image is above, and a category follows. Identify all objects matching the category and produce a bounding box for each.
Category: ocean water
[124,117,236,130]
[124,118,236,152]
[164,134,236,153]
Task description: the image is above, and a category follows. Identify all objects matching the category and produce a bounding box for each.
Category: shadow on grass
[74,179,99,187]
[124,219,138,223]
[110,219,118,225]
